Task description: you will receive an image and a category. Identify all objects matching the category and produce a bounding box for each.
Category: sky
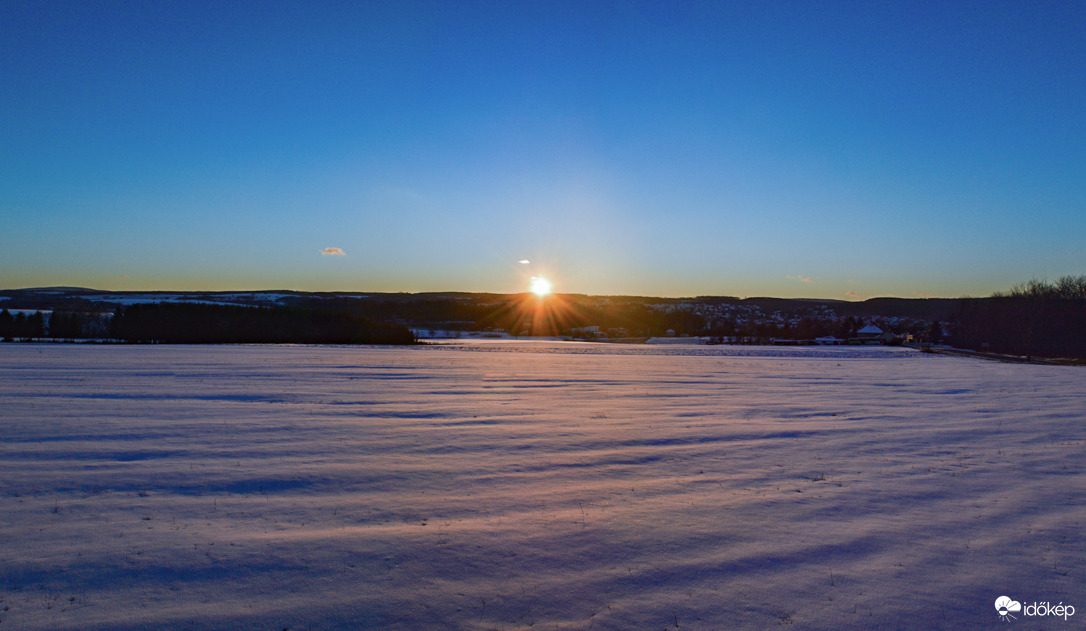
[2,1,1084,299]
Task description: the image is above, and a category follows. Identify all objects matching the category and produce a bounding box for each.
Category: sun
[530,276,552,297]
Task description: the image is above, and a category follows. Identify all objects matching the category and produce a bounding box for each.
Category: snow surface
[0,342,1083,630]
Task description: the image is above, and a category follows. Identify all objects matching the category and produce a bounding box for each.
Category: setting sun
[530,276,552,297]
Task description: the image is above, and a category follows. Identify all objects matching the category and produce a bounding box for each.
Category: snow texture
[0,342,1083,630]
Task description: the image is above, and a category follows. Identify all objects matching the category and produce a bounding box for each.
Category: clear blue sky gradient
[3,1,1084,298]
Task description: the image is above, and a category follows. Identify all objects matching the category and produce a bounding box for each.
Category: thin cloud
[787,275,814,283]
[321,247,346,256]
[846,291,864,299]
[518,259,531,265]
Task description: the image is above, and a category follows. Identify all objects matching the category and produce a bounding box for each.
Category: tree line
[951,275,1086,359]
[109,303,417,344]
[4,276,1083,356]
[1,304,417,344]
[0,310,46,341]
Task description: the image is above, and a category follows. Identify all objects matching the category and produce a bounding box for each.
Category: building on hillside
[848,324,885,345]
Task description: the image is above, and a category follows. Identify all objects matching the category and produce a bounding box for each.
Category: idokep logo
[995,595,1076,622]
[995,596,1022,621]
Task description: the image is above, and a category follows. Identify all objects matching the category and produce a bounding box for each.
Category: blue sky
[2,1,1084,298]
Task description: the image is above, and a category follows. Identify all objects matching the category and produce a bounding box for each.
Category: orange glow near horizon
[478,289,586,338]
[530,276,553,297]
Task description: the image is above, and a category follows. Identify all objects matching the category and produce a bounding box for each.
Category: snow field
[0,342,1083,629]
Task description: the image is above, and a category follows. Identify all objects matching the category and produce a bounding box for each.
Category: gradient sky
[3,1,1084,298]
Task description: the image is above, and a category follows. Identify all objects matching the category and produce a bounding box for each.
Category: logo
[995,596,1022,621]
[995,595,1075,622]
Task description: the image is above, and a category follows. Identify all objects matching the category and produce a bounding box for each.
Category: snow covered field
[1,341,1083,630]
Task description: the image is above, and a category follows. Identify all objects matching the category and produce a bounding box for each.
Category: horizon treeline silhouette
[108,303,417,345]
[0,310,45,340]
[951,275,1086,360]
[2,276,1083,358]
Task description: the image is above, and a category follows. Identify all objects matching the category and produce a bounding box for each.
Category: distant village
[424,296,943,346]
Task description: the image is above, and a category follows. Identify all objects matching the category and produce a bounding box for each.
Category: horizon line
[1,286,976,302]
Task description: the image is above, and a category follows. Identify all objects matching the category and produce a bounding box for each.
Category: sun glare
[530,276,552,297]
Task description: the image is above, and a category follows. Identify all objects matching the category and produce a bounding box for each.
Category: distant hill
[5,285,1082,359]
[0,287,960,321]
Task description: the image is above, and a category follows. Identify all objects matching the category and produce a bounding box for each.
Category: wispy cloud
[321,247,346,256]
[787,275,814,283]
[518,259,531,265]
[846,291,864,299]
